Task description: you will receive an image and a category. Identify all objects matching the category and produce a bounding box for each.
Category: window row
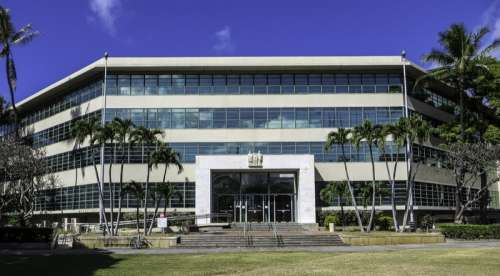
[316,181,408,207]
[34,182,195,211]
[44,141,406,174]
[30,111,101,148]
[20,81,102,127]
[318,181,480,209]
[105,107,404,129]
[106,73,402,96]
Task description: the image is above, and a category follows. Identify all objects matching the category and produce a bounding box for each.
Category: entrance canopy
[195,154,315,225]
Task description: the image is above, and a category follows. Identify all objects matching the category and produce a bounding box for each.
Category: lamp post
[99,52,109,228]
[401,50,415,230]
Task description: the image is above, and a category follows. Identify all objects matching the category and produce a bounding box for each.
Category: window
[281,108,295,128]
[254,108,267,128]
[131,75,145,95]
[240,109,253,128]
[268,109,281,128]
[295,108,308,128]
[308,108,322,128]
[185,109,199,128]
[118,75,131,95]
[336,108,349,127]
[226,109,239,128]
[158,75,172,95]
[199,109,212,128]
[145,75,158,95]
[172,109,185,128]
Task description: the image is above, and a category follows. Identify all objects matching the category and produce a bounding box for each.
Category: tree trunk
[341,145,365,232]
[366,144,376,232]
[114,144,127,235]
[143,165,151,235]
[479,171,488,224]
[92,147,111,234]
[454,172,464,224]
[136,205,140,234]
[339,196,345,228]
[5,52,19,139]
[147,193,161,235]
[108,158,114,235]
[384,146,400,232]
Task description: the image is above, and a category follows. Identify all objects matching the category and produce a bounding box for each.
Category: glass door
[245,194,265,222]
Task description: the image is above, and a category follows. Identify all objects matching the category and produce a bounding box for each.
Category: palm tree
[148,182,183,235]
[320,181,349,227]
[352,120,382,232]
[0,6,38,131]
[70,119,91,211]
[110,118,135,235]
[146,143,183,234]
[420,23,500,140]
[375,122,406,231]
[100,123,116,235]
[400,116,430,231]
[123,181,144,234]
[131,126,163,235]
[325,128,364,232]
[72,117,111,234]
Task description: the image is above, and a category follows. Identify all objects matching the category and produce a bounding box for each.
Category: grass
[2,248,500,275]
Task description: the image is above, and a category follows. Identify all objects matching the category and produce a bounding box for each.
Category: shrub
[0,227,54,243]
[376,214,393,231]
[324,215,340,230]
[439,224,500,240]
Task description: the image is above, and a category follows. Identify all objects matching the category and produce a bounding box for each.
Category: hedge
[0,227,54,243]
[439,224,500,240]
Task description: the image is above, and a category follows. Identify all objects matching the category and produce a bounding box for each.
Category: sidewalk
[1,240,500,255]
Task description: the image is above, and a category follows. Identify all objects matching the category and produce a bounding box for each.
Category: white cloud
[89,0,121,35]
[213,26,235,53]
[479,0,500,57]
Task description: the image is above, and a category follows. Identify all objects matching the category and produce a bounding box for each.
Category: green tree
[320,181,349,227]
[0,6,38,131]
[421,23,500,140]
[72,117,111,234]
[352,120,382,232]
[131,126,163,235]
[123,181,144,234]
[109,118,135,235]
[325,128,365,232]
[400,116,430,231]
[146,143,183,234]
[375,123,404,231]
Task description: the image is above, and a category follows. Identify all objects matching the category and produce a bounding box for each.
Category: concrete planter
[340,233,445,246]
[74,235,178,249]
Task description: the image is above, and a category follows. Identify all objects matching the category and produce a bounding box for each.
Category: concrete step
[178,233,345,247]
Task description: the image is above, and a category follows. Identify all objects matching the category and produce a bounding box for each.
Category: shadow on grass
[0,250,122,276]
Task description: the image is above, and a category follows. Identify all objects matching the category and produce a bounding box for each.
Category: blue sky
[0,0,499,102]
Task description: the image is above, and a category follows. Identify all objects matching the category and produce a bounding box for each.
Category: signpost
[157,213,168,232]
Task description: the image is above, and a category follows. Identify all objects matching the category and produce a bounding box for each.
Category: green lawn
[2,248,500,275]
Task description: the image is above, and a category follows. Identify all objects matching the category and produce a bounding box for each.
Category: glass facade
[106,73,403,95]
[105,107,403,129]
[30,111,101,148]
[34,182,195,211]
[43,141,405,174]
[317,181,478,209]
[21,81,102,126]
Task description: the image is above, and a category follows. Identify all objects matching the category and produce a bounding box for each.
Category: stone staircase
[178,223,345,247]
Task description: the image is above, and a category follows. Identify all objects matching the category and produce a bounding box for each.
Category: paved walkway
[1,240,500,255]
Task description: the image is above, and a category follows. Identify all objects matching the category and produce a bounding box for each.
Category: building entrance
[212,171,297,223]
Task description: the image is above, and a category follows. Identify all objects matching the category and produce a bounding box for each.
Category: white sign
[157,217,168,228]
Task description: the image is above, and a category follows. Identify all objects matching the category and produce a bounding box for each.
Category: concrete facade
[195,155,315,225]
